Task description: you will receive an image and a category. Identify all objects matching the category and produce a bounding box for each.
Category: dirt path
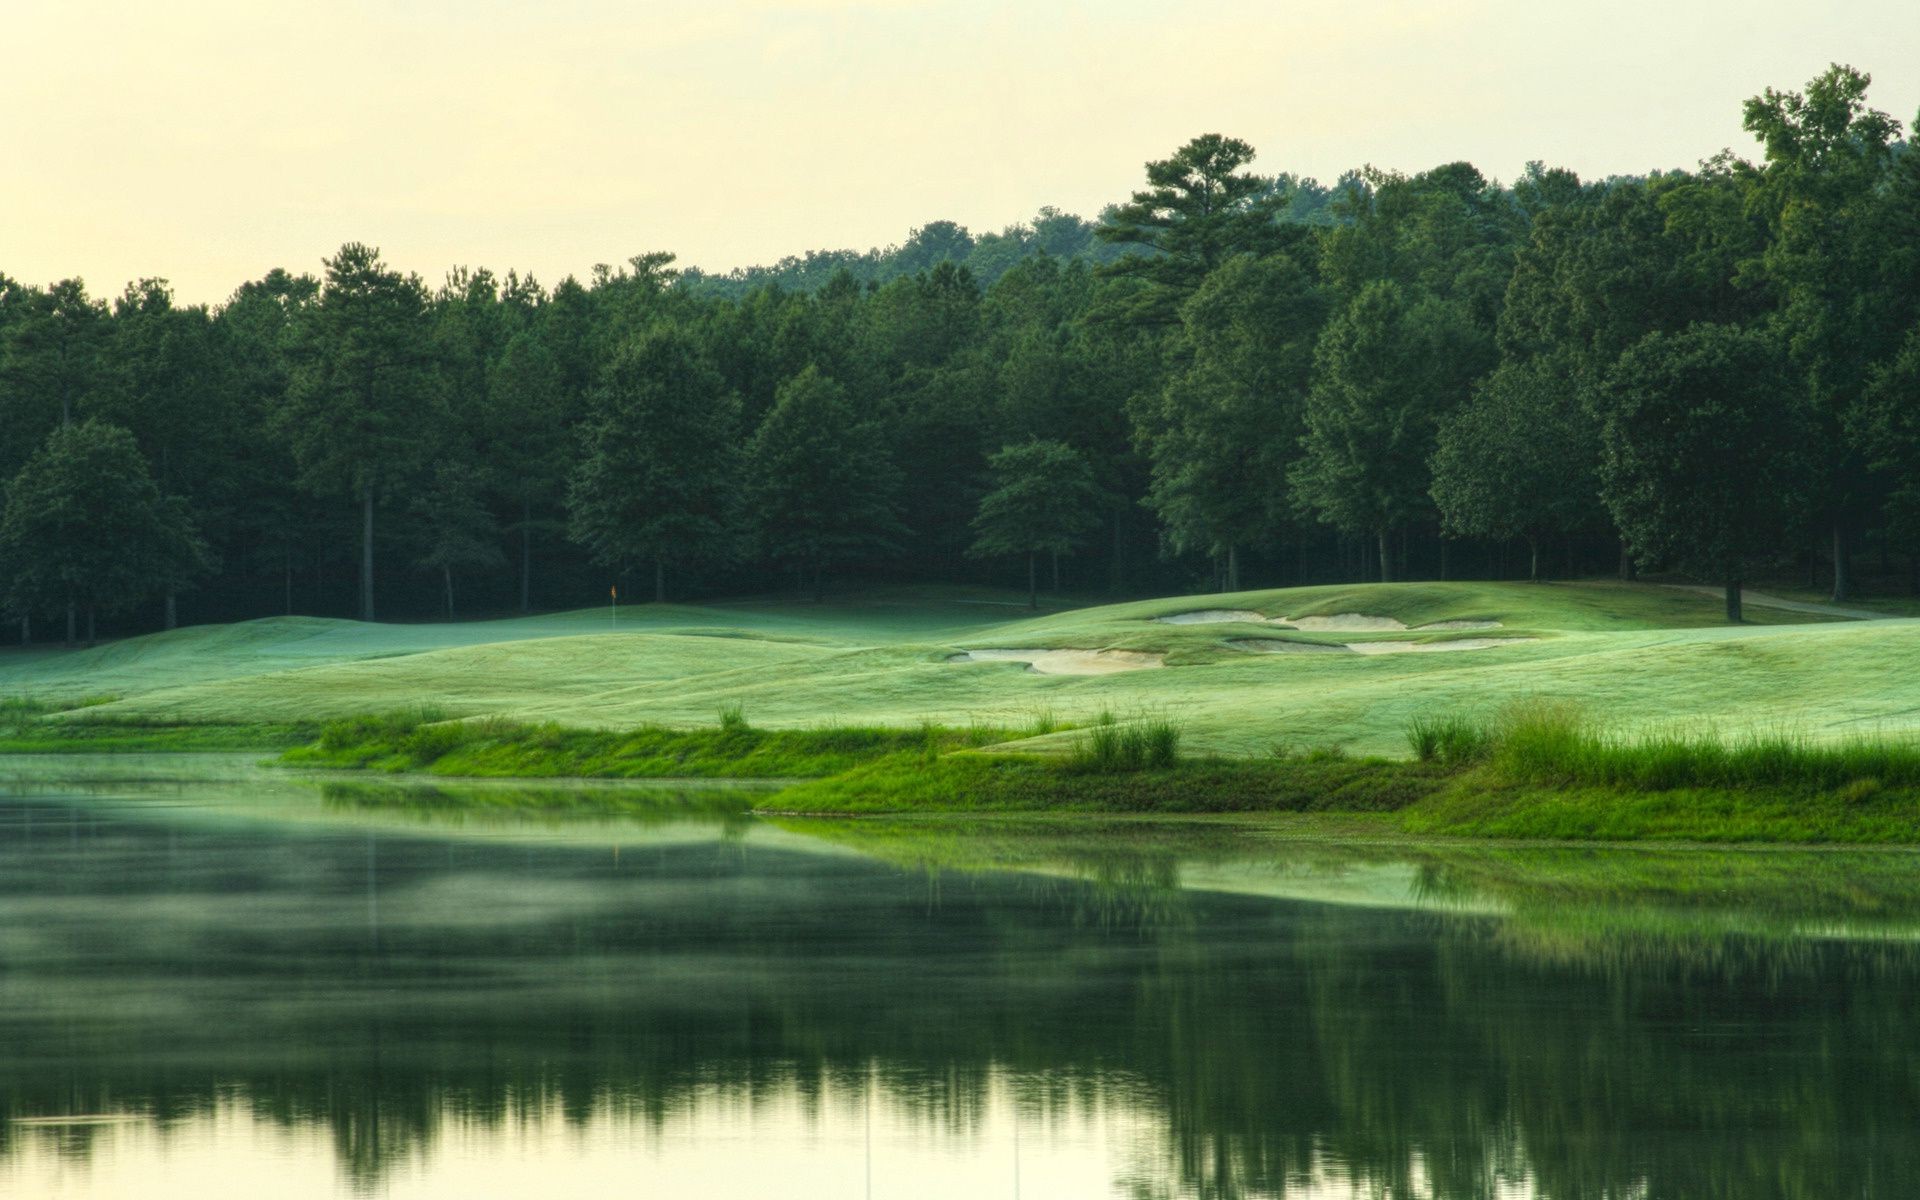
[1663,585,1891,621]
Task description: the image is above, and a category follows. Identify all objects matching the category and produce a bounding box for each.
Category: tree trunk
[1225,544,1241,593]
[65,603,75,649]
[1438,538,1450,582]
[1832,522,1852,602]
[360,488,376,622]
[654,558,665,604]
[1026,552,1037,609]
[443,566,454,620]
[1528,536,1540,583]
[1109,503,1126,594]
[1910,552,1920,597]
[19,616,29,646]
[812,565,824,605]
[1619,539,1634,581]
[520,500,532,614]
[1051,549,1061,595]
[1376,528,1394,584]
[85,607,96,649]
[285,552,293,616]
[1725,579,1743,623]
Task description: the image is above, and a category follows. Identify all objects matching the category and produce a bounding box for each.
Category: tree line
[2,65,1915,643]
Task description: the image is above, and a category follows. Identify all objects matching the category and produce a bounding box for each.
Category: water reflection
[2,768,1918,1198]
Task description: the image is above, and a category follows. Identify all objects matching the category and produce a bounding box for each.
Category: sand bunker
[1153,609,1272,625]
[1226,639,1355,655]
[949,649,1166,675]
[1284,613,1409,632]
[1230,637,1534,656]
[1413,619,1503,631]
[1346,638,1533,654]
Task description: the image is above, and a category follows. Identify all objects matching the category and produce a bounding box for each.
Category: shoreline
[10,714,1920,847]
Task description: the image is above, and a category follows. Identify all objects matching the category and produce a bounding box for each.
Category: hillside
[4,581,1913,758]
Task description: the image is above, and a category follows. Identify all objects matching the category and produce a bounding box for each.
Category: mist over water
[3,768,1918,1198]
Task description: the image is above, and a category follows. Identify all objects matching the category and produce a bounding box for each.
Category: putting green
[4,581,1915,758]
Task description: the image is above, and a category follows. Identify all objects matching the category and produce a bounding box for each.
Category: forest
[2,64,1916,643]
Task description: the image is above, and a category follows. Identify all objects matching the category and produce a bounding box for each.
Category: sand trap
[1345,638,1534,654]
[1414,619,1503,631]
[949,649,1166,675]
[1285,613,1408,632]
[1153,609,1270,625]
[1227,639,1355,655]
[1230,637,1534,657]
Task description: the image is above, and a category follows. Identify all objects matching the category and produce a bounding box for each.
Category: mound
[1152,610,1271,625]
[949,649,1166,675]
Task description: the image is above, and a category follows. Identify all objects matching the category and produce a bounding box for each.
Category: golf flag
[611,586,617,600]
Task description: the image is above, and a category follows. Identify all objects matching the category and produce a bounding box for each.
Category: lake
[2,755,1917,1198]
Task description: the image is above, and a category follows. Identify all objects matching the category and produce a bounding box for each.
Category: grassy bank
[0,697,313,752]
[269,702,1920,844]
[279,705,1034,779]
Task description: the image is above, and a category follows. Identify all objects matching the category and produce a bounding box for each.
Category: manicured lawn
[3,580,1916,759]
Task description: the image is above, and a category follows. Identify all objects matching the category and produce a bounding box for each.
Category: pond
[2,755,1917,1198]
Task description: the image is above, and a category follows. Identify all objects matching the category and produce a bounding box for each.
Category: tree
[1430,355,1601,580]
[1742,65,1904,600]
[1596,325,1811,621]
[746,366,902,601]
[486,326,573,611]
[280,244,439,621]
[411,462,504,619]
[567,327,741,602]
[0,279,109,468]
[1135,252,1325,590]
[101,279,240,628]
[969,440,1107,608]
[1293,281,1492,581]
[1096,134,1301,325]
[0,420,209,646]
[1850,325,1920,591]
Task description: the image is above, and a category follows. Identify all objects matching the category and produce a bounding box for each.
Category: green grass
[5,578,1918,763]
[280,706,1016,779]
[1065,709,1183,772]
[762,750,1446,815]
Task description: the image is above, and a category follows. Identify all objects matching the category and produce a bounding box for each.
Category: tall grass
[1067,709,1183,773]
[1409,700,1920,795]
[1404,713,1492,766]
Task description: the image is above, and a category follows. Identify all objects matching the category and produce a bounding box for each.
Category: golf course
[7,578,1920,842]
[2,579,1912,753]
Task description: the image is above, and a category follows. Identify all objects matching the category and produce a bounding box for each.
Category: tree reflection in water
[1,784,1917,1198]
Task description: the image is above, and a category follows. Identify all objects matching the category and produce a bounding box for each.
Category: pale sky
[6,0,1918,306]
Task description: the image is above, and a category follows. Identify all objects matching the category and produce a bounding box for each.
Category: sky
[6,0,1918,305]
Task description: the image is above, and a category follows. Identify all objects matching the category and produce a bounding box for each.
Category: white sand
[1230,637,1534,656]
[1153,609,1271,625]
[1344,638,1535,654]
[1227,639,1355,655]
[949,649,1167,675]
[1285,613,1408,632]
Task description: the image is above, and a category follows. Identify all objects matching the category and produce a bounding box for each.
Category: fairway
[5,580,1915,758]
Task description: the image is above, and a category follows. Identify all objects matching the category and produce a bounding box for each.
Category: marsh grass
[1410,700,1920,795]
[1405,713,1494,766]
[286,708,1022,779]
[1067,709,1183,773]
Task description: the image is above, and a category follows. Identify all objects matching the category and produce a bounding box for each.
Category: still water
[2,756,1918,1199]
